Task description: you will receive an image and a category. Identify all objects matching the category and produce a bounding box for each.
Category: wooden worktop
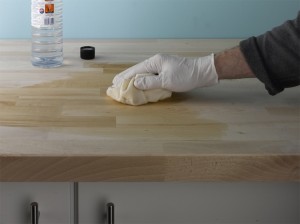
[0,39,299,181]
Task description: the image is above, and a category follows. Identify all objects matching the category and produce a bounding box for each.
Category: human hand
[112,54,219,92]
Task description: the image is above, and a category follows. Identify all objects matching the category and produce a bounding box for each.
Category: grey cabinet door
[78,182,299,224]
[0,182,73,224]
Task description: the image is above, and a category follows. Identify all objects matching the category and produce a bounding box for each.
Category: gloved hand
[112,54,219,92]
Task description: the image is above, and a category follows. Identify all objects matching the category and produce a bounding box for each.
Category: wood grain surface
[0,40,299,181]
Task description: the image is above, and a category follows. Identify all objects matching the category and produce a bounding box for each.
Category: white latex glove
[112,54,219,92]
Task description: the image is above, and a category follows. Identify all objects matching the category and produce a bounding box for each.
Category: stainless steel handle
[31,202,40,224]
[107,203,114,224]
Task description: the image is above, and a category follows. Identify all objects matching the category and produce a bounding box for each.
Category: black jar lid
[80,46,95,60]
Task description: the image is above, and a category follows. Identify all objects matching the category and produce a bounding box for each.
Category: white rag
[106,73,172,106]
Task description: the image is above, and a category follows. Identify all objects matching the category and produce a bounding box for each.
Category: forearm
[214,46,255,80]
[239,12,300,95]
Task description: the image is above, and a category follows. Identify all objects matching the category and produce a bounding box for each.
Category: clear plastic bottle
[31,0,63,68]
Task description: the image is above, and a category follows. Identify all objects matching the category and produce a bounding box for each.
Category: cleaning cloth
[106,73,172,106]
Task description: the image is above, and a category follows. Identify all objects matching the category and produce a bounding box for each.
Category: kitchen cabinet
[0,182,73,224]
[0,39,299,224]
[78,182,300,224]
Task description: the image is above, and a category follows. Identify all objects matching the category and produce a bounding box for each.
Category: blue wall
[0,0,299,39]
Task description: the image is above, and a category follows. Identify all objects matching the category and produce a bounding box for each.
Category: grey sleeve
[240,11,300,95]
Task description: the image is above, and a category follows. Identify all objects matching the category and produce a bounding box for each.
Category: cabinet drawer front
[78,182,299,224]
[0,183,72,224]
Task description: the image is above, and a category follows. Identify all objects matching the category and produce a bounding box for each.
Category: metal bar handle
[31,202,40,224]
[107,202,114,224]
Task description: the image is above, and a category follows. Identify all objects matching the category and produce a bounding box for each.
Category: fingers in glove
[112,61,147,86]
[112,54,164,86]
[134,74,163,90]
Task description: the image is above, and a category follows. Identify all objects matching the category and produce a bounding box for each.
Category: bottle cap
[80,46,95,60]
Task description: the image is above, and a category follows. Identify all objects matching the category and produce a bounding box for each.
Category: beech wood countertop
[0,39,299,182]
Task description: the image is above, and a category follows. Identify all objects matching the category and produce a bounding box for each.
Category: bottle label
[31,0,55,28]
